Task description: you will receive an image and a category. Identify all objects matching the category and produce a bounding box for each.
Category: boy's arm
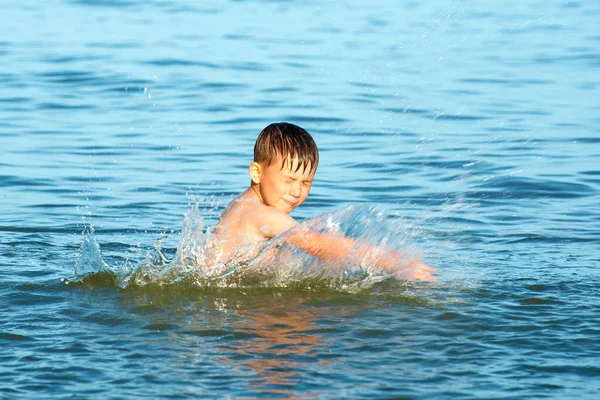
[255,208,436,282]
[284,230,436,282]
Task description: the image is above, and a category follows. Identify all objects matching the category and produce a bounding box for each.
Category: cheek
[264,180,286,198]
[278,182,290,195]
[301,186,312,199]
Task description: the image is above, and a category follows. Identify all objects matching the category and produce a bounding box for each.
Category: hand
[379,253,437,282]
[400,258,437,282]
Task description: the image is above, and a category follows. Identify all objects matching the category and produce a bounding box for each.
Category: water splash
[74,226,114,277]
[71,204,426,291]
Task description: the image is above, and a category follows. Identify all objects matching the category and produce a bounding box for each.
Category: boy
[206,122,436,282]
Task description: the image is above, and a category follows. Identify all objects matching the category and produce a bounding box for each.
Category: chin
[278,204,294,213]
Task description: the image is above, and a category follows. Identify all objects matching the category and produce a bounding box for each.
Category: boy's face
[252,155,315,214]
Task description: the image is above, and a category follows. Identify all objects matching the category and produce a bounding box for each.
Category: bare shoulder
[218,188,298,240]
[247,201,297,239]
[219,190,261,221]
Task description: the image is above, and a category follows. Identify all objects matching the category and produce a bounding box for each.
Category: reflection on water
[118,287,357,398]
[222,297,328,397]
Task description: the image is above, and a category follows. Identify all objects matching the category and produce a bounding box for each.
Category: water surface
[1,0,599,398]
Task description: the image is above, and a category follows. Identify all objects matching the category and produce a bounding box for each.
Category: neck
[249,185,264,204]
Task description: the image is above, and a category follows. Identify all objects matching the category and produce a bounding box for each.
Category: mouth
[282,199,297,208]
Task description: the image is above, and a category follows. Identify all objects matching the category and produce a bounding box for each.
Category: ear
[249,162,262,184]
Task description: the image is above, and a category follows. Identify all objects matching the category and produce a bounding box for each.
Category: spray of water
[71,204,427,291]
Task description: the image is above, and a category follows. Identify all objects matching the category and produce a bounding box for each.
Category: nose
[289,181,301,198]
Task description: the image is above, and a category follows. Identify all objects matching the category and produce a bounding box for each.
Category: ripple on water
[472,176,595,200]
[0,332,32,341]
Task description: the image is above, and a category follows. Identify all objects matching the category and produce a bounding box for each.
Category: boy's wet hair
[254,122,319,174]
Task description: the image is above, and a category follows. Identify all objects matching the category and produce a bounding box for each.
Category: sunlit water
[1,0,599,398]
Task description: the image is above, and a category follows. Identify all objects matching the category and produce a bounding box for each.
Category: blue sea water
[1,0,600,398]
